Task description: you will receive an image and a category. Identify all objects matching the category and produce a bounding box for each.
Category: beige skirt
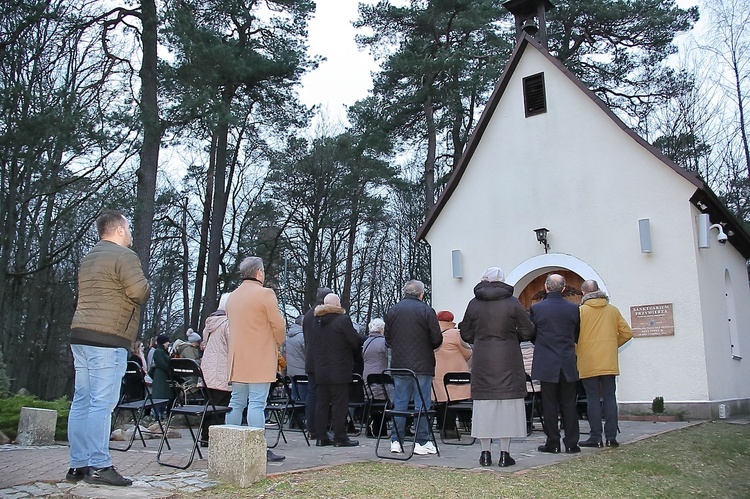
[470,398,527,438]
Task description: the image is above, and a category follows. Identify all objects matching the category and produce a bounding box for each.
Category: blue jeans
[68,345,127,469]
[226,382,270,428]
[391,374,433,445]
[582,375,618,441]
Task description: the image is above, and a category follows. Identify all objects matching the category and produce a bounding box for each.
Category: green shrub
[652,396,665,414]
[0,395,71,441]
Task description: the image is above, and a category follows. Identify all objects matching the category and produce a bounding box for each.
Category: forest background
[0,0,747,399]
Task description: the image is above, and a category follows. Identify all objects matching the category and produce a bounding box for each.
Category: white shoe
[390,440,403,453]
[414,442,437,455]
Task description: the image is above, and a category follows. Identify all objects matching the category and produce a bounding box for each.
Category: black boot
[479,450,492,466]
[498,451,516,467]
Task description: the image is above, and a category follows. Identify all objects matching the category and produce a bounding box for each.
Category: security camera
[709,223,728,244]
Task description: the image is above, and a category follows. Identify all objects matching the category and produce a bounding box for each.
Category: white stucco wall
[692,204,750,402]
[424,42,733,405]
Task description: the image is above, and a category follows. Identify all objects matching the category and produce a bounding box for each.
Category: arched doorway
[506,254,608,311]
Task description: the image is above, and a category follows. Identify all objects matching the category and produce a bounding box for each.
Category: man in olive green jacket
[577,280,632,448]
[67,210,150,486]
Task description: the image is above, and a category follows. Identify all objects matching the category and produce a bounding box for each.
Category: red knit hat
[436,310,454,322]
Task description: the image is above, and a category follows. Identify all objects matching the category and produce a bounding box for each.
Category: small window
[523,73,546,117]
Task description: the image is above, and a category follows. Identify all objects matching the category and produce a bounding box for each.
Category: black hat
[156,334,170,345]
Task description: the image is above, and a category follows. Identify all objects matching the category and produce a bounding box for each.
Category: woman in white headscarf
[459,267,535,467]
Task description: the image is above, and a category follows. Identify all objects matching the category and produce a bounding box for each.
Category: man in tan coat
[225,256,286,461]
[577,280,632,448]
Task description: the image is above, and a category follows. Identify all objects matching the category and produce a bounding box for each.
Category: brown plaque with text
[630,303,674,337]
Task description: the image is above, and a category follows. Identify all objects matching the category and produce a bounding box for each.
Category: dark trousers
[305,372,318,437]
[200,388,231,441]
[541,377,579,449]
[582,375,618,441]
[315,383,349,442]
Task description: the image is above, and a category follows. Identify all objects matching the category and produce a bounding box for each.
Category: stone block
[16,407,57,445]
[208,425,265,487]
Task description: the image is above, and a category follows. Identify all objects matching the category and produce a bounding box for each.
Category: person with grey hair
[459,267,534,467]
[384,279,443,455]
[225,257,286,462]
[362,318,388,400]
[530,273,581,454]
[577,280,632,448]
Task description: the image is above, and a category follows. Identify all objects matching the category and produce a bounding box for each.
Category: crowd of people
[66,209,633,486]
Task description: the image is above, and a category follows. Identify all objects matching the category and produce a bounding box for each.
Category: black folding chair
[156,358,231,469]
[346,373,367,436]
[364,373,390,438]
[374,368,440,461]
[525,374,545,435]
[440,372,475,445]
[266,374,291,449]
[282,375,310,446]
[110,361,170,452]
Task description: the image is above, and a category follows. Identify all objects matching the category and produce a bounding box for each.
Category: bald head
[323,293,341,307]
[581,280,599,293]
[545,274,566,293]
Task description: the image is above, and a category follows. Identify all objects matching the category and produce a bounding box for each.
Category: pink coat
[226,280,285,383]
[433,321,473,402]
[200,311,231,391]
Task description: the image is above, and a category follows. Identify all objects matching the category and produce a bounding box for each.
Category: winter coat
[459,281,535,400]
[433,321,472,402]
[226,279,285,384]
[284,323,306,378]
[200,310,231,392]
[303,307,318,374]
[177,342,201,363]
[150,344,174,400]
[384,295,443,376]
[362,332,388,399]
[71,240,150,349]
[577,291,633,378]
[530,291,580,383]
[312,304,362,385]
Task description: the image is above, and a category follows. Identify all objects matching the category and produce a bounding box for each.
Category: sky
[297,0,706,126]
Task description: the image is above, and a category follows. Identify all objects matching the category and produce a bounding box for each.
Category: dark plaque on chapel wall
[630,303,675,337]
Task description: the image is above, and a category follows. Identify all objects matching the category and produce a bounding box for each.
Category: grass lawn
[201,421,750,498]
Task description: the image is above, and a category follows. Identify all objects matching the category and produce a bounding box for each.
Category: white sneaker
[414,442,437,455]
[390,440,403,453]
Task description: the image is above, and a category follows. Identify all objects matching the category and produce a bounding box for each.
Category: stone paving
[0,420,700,498]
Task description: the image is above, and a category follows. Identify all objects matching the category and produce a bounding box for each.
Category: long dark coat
[529,291,580,383]
[459,281,535,400]
[312,304,363,385]
[151,344,174,400]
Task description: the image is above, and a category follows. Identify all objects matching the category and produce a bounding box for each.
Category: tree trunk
[133,0,160,274]
[424,96,437,212]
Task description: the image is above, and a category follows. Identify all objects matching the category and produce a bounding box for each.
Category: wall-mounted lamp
[534,227,550,253]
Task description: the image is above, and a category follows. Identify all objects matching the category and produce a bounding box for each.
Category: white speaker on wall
[451,250,462,279]
[638,218,652,253]
[697,213,710,248]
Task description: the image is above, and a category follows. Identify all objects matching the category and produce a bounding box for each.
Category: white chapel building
[418,33,750,418]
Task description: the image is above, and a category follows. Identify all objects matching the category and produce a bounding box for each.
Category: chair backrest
[350,373,366,402]
[443,371,471,403]
[168,358,210,406]
[382,368,432,412]
[119,361,148,403]
[366,372,391,402]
